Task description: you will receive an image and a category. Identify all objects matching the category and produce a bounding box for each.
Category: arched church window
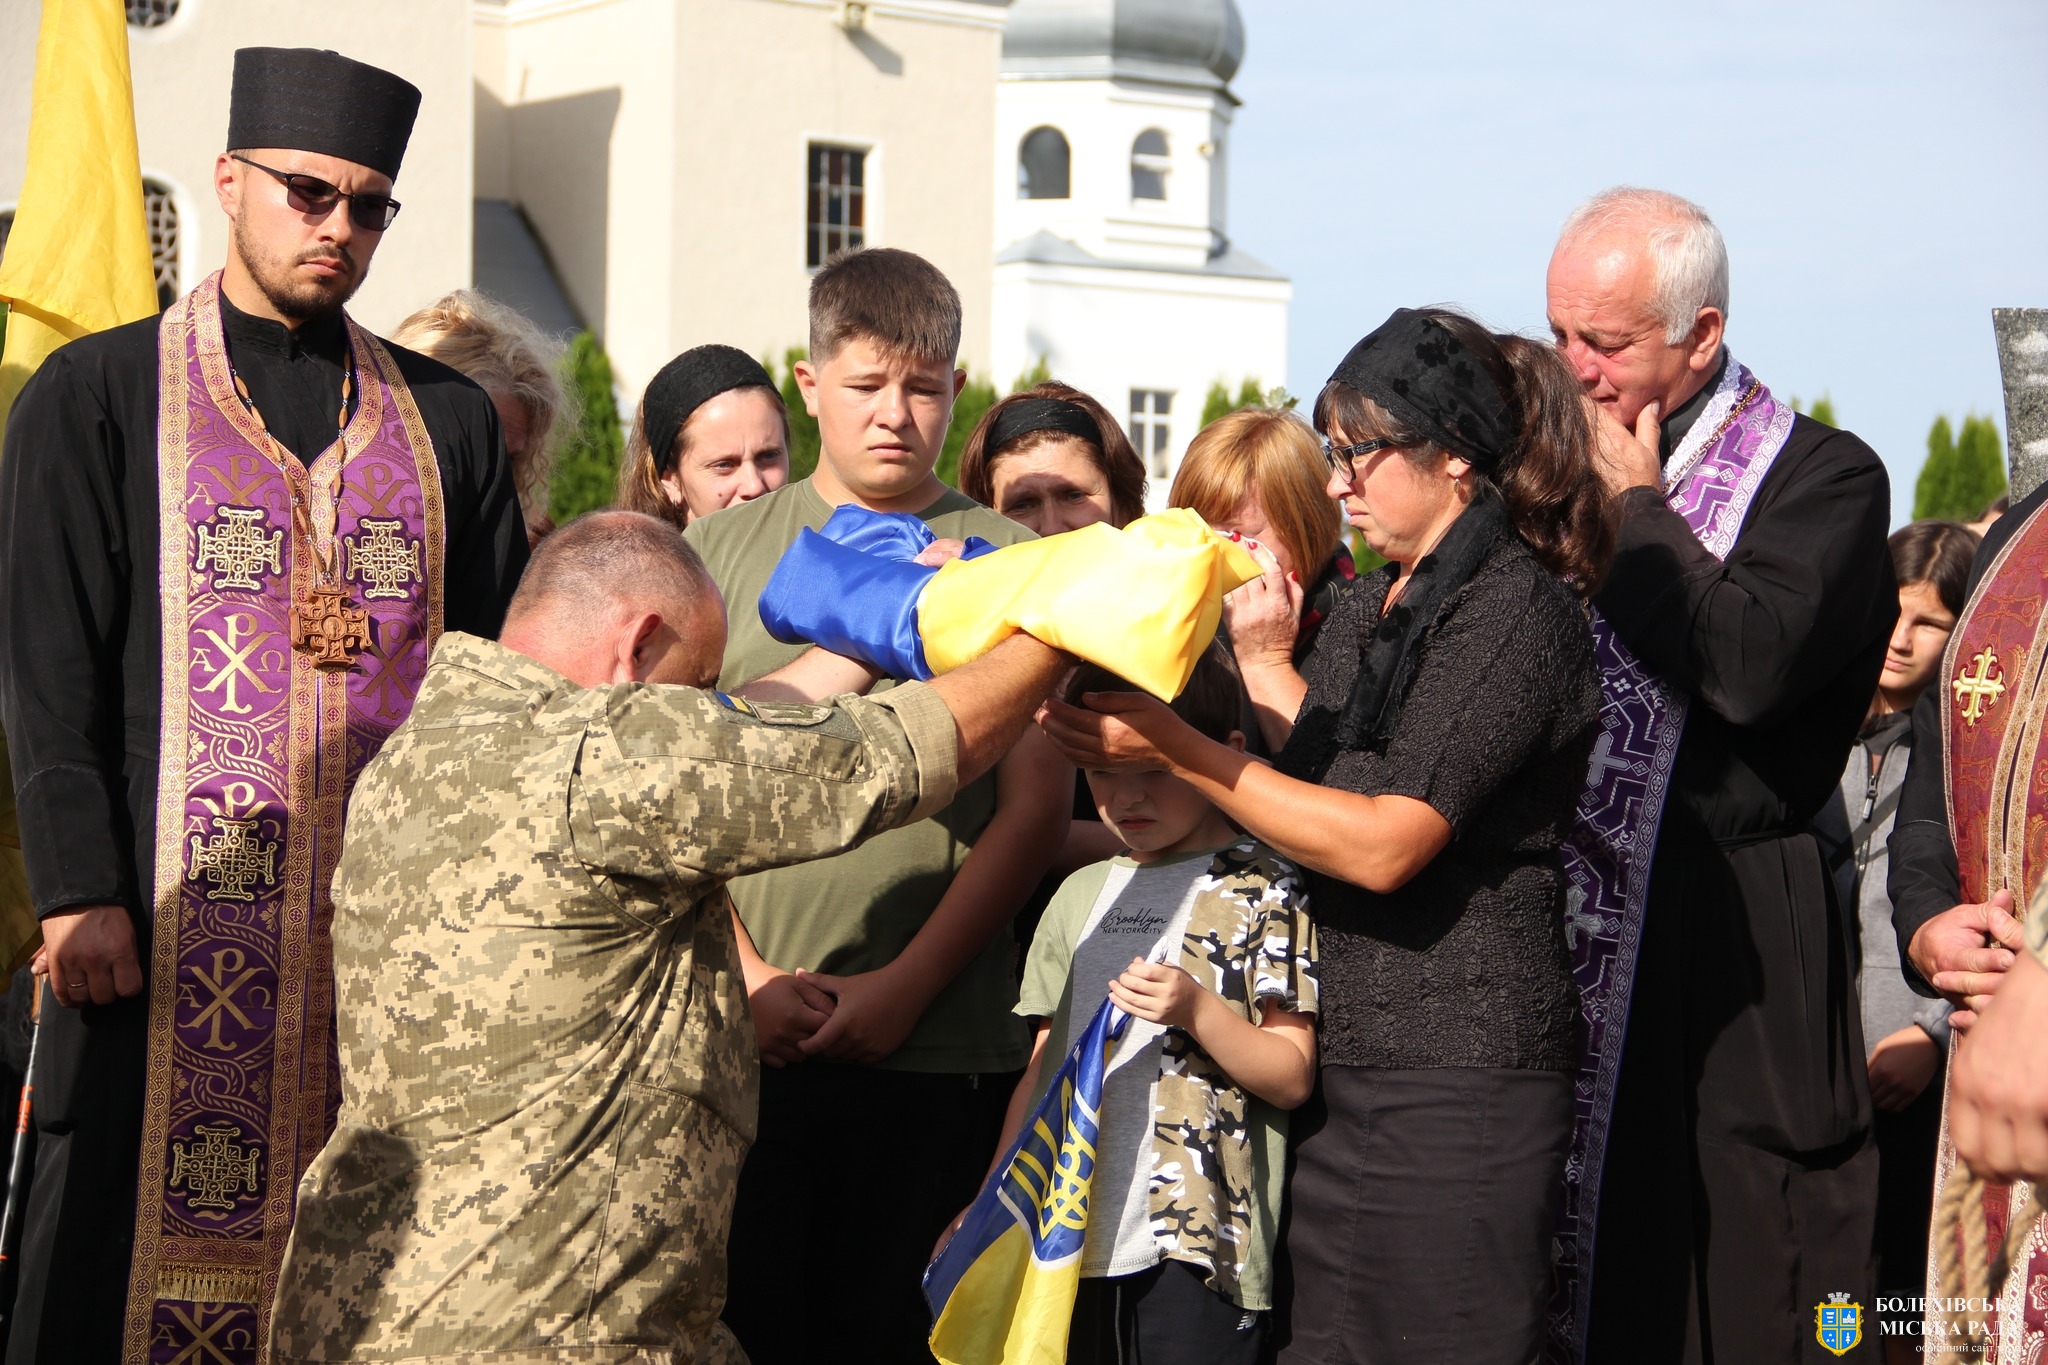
[1131,129,1170,201]
[143,180,181,310]
[1018,127,1070,200]
[126,0,180,27]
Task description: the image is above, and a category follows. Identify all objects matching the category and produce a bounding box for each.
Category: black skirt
[1275,1064,1572,1365]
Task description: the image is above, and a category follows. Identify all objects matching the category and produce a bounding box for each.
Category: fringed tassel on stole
[155,1262,263,1307]
[1933,1165,2048,1361]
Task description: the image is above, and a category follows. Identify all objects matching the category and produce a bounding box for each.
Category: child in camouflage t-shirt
[981,647,1319,1364]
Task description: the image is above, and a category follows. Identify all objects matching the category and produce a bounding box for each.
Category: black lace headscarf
[1323,309,1517,750]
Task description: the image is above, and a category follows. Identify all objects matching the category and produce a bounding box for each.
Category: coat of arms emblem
[1816,1292,1863,1356]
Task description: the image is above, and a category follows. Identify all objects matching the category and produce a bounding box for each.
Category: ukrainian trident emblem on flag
[923,997,1130,1365]
[1816,1292,1863,1356]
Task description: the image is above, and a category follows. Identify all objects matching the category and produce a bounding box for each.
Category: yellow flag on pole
[0,0,158,434]
[0,0,158,972]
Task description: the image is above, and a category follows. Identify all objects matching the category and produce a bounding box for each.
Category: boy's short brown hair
[808,247,962,366]
[1064,641,1244,747]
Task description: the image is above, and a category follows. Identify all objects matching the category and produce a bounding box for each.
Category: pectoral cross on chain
[290,585,373,670]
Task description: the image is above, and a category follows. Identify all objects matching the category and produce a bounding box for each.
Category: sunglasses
[1321,436,1400,475]
[232,155,401,232]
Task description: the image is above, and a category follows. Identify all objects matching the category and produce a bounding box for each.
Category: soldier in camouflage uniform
[268,512,1070,1365]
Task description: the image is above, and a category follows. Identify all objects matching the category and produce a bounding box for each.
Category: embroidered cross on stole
[124,274,446,1365]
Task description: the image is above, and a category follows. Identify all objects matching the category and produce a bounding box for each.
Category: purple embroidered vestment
[124,276,445,1365]
[1548,358,1795,1361]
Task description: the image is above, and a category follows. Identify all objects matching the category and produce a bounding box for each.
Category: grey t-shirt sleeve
[1018,862,1111,1021]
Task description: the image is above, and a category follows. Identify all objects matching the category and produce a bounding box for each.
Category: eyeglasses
[232,155,401,232]
[1321,435,1400,476]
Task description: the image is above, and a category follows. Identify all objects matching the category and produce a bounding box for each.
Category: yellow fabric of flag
[920,510,1264,701]
[0,0,159,972]
[0,0,158,432]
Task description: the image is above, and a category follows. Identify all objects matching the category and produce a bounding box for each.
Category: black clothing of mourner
[1271,523,1601,1363]
[1888,477,2048,976]
[0,298,526,1365]
[1582,404,1896,1365]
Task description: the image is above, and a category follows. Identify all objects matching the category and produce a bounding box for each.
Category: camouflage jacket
[269,634,957,1364]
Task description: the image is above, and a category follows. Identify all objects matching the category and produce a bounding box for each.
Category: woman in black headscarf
[1039,307,1612,1363]
[617,344,790,527]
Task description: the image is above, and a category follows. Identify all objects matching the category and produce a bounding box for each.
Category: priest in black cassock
[0,49,526,1365]
[1549,189,1896,1364]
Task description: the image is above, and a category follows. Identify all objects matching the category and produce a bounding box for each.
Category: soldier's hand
[39,904,144,1008]
[748,971,835,1068]
[794,966,927,1064]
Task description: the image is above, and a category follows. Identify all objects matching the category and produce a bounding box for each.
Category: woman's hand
[915,538,969,568]
[1868,1023,1941,1112]
[1036,690,1189,772]
[1109,959,1208,1032]
[1221,537,1304,673]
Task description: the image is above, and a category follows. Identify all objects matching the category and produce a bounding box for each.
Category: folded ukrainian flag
[923,997,1129,1365]
[759,506,1260,700]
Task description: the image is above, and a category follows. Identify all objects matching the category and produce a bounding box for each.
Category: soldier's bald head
[501,510,726,687]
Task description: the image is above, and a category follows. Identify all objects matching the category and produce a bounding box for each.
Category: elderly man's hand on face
[1588,395,1664,497]
[1951,947,2048,1182]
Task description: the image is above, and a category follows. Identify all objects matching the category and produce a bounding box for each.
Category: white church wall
[477,0,682,395]
[992,257,1288,507]
[0,0,475,337]
[478,0,1006,400]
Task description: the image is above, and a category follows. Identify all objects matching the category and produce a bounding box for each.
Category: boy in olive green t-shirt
[687,248,1070,1364]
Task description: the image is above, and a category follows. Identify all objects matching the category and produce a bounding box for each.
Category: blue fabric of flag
[923,997,1130,1365]
[757,505,997,681]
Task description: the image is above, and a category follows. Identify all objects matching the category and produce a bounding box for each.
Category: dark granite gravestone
[1994,308,2048,498]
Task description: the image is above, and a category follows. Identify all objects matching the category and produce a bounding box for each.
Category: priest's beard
[231,216,367,322]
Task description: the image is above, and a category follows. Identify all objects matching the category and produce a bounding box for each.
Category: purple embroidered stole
[124,275,445,1365]
[1547,358,1795,1362]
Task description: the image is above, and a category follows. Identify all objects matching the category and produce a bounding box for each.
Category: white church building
[0,0,1289,493]
[993,0,1290,497]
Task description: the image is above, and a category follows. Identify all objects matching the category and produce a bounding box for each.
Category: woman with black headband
[1040,306,1612,1362]
[617,343,790,526]
[958,382,1147,537]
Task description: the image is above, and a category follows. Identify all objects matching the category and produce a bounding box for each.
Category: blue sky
[1227,0,2048,526]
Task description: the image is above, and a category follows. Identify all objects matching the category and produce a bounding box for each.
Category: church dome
[1002,0,1246,88]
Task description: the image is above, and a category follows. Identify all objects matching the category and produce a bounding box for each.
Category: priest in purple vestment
[1549,188,1896,1365]
[0,48,527,1365]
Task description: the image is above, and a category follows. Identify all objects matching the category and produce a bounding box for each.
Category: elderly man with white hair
[1545,188,1896,1364]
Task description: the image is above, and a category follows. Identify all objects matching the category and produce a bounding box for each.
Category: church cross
[168,1122,261,1214]
[1953,646,2007,727]
[342,518,423,601]
[192,506,283,593]
[186,816,279,903]
[291,586,373,670]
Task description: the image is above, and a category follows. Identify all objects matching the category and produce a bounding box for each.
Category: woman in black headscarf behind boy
[1040,307,1611,1363]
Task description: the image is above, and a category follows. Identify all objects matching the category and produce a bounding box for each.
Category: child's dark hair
[1888,519,1979,616]
[1064,642,1244,746]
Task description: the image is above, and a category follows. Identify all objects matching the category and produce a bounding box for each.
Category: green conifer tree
[549,332,624,523]
[1012,355,1053,392]
[1915,414,2008,521]
[939,374,998,488]
[772,348,822,483]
